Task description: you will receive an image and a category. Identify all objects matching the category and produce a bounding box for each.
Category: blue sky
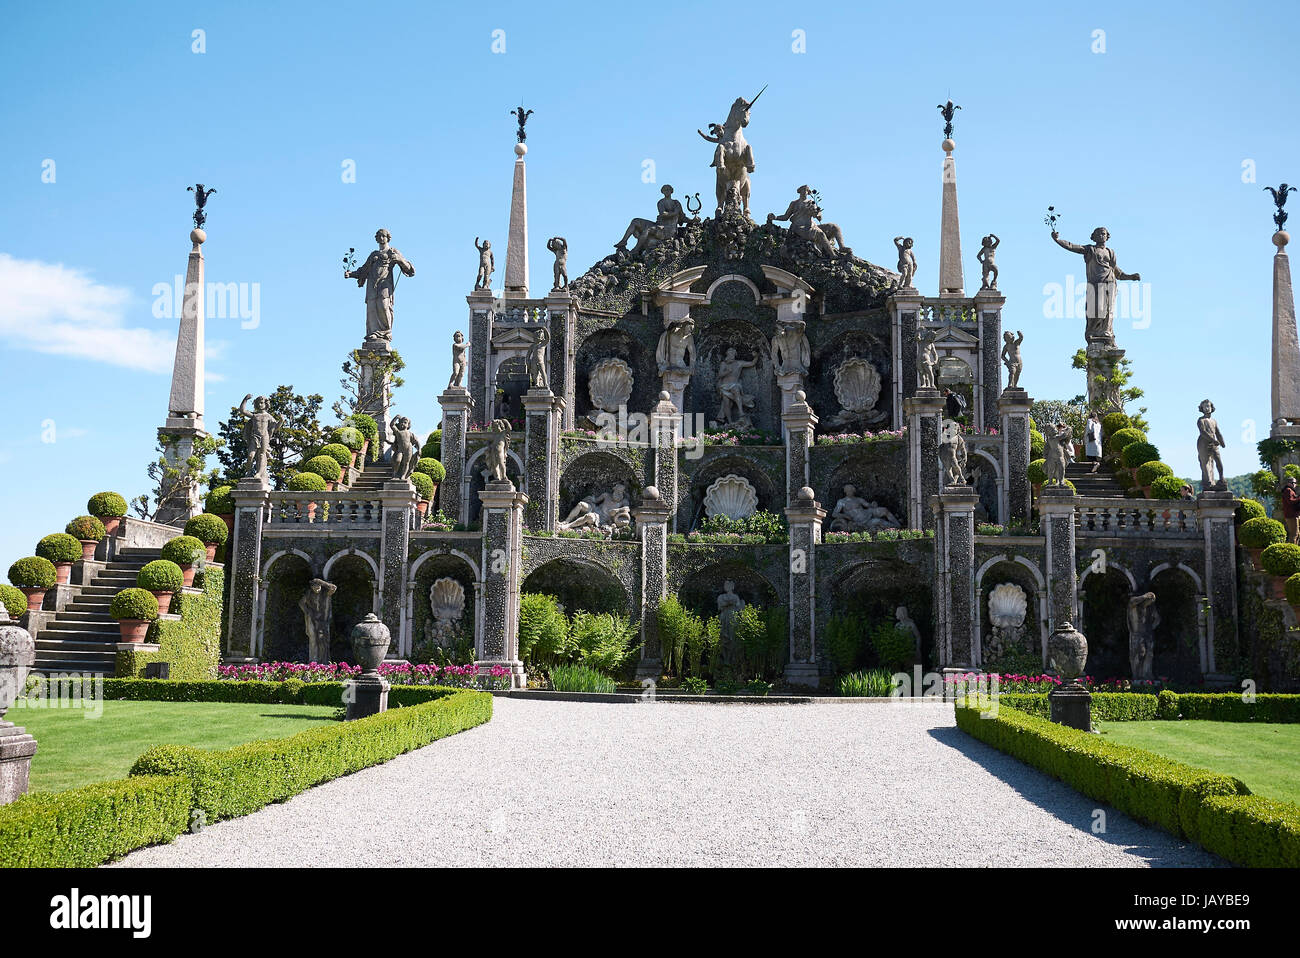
[0,0,1293,563]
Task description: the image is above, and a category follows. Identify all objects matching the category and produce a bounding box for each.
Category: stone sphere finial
[515,142,527,158]
[942,138,955,155]
[190,228,206,246]
[797,486,815,501]
[659,390,670,401]
[1275,230,1291,249]
[643,485,661,500]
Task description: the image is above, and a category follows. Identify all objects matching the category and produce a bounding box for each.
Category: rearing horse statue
[698,86,764,218]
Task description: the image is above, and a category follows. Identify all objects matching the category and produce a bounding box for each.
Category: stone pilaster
[890,290,923,428]
[477,481,528,687]
[782,391,818,506]
[904,388,944,530]
[932,485,978,669]
[785,488,825,688]
[378,480,417,656]
[438,386,472,524]
[975,288,1005,431]
[468,288,495,425]
[1197,491,1239,676]
[633,489,673,680]
[939,139,964,297]
[504,143,529,299]
[225,478,269,661]
[522,388,562,533]
[545,292,576,429]
[155,426,206,526]
[998,386,1034,527]
[1085,344,1126,412]
[1039,486,1080,636]
[650,392,680,530]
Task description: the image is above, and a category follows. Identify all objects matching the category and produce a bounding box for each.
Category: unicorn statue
[697,86,764,218]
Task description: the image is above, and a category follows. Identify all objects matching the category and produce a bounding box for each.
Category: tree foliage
[216,385,326,490]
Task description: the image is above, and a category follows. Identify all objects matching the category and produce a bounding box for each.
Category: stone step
[42,622,120,637]
[54,610,115,622]
[31,661,115,676]
[35,637,117,652]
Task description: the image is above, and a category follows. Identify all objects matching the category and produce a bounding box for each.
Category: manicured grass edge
[994,691,1300,723]
[38,677,465,708]
[0,690,492,867]
[955,700,1300,867]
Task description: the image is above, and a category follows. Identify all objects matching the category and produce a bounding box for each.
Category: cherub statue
[527,328,550,391]
[895,236,917,289]
[978,233,1000,289]
[939,420,968,486]
[1197,399,1226,490]
[917,329,939,390]
[546,237,568,289]
[474,237,494,290]
[448,331,467,389]
[239,394,281,483]
[389,416,420,480]
[485,419,512,484]
[1001,330,1024,389]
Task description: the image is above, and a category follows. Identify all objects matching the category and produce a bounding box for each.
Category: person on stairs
[1084,412,1104,473]
[1282,475,1300,544]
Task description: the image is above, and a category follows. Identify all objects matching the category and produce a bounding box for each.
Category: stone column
[1198,491,1239,678]
[355,344,396,452]
[650,392,680,531]
[378,480,417,656]
[998,387,1033,527]
[225,478,270,662]
[932,485,978,669]
[890,290,923,428]
[975,288,1005,431]
[477,481,528,688]
[438,386,472,524]
[1039,486,1080,638]
[1085,344,1126,411]
[633,488,672,680]
[904,389,944,530]
[785,488,825,688]
[782,391,818,506]
[522,388,562,533]
[468,289,495,424]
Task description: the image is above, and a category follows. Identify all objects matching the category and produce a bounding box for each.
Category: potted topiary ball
[410,471,435,515]
[414,458,446,504]
[1235,498,1267,524]
[65,515,107,561]
[87,491,129,537]
[1240,516,1287,571]
[287,471,328,521]
[7,556,57,611]
[1149,475,1186,516]
[0,584,27,619]
[318,443,354,476]
[303,455,343,491]
[1027,459,1047,498]
[183,513,229,561]
[346,414,379,462]
[137,559,185,615]
[1286,573,1300,617]
[1262,543,1300,600]
[160,535,207,588]
[36,532,83,585]
[110,587,159,643]
[205,485,235,536]
[331,425,364,459]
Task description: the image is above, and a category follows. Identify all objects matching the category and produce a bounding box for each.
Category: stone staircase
[348,457,391,494]
[1066,461,1126,499]
[32,546,161,675]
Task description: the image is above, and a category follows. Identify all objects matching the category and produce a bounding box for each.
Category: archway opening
[262,553,312,662]
[1080,568,1130,679]
[327,554,377,663]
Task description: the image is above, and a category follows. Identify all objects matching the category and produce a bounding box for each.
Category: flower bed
[823,528,933,543]
[216,660,511,689]
[815,427,906,445]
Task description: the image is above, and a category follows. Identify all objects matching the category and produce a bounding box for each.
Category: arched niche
[677,559,780,621]
[975,559,1044,672]
[1079,566,1131,679]
[1150,566,1203,683]
[691,319,775,434]
[828,558,933,669]
[809,330,892,435]
[574,328,654,424]
[559,450,641,521]
[824,453,906,529]
[260,552,313,662]
[687,453,779,531]
[522,556,629,617]
[327,553,378,663]
[411,551,478,665]
[464,446,525,526]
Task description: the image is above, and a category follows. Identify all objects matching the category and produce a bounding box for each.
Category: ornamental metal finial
[511,104,534,143]
[937,99,961,140]
[1265,183,1298,233]
[187,183,216,229]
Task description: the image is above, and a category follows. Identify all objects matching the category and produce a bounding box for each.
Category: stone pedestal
[0,723,38,805]
[477,481,528,688]
[782,392,818,506]
[225,478,270,660]
[975,288,1005,431]
[633,491,673,680]
[155,424,208,526]
[355,344,395,452]
[345,673,390,721]
[785,489,826,688]
[933,485,978,668]
[438,386,472,524]
[998,387,1034,527]
[1048,681,1093,732]
[890,289,924,427]
[661,368,691,414]
[1084,344,1126,412]
[776,371,806,419]
[904,388,944,530]
[378,481,417,655]
[467,289,495,424]
[1197,490,1239,675]
[1038,485,1080,641]
[522,388,563,533]
[544,292,577,429]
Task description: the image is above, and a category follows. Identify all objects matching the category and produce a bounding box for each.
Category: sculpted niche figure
[895,236,917,289]
[917,329,939,390]
[657,319,696,381]
[448,331,467,389]
[389,416,420,480]
[767,185,850,257]
[1197,399,1226,490]
[344,229,415,346]
[1127,592,1160,681]
[474,238,494,290]
[299,578,338,665]
[546,237,568,289]
[715,580,745,675]
[616,185,687,254]
[239,394,281,483]
[771,318,810,377]
[1051,226,1141,346]
[1001,330,1024,389]
[698,89,763,216]
[716,348,757,426]
[527,328,550,391]
[828,485,901,534]
[559,482,632,533]
[896,606,923,661]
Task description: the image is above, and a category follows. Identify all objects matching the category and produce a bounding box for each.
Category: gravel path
[115,698,1220,867]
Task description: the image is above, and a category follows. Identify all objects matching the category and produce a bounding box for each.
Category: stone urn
[0,609,35,720]
[1046,621,1088,679]
[350,613,391,674]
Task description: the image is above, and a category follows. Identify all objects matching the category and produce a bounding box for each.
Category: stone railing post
[633,487,673,680]
[785,487,826,688]
[782,391,818,507]
[378,480,417,657]
[477,480,528,688]
[933,484,978,669]
[1197,490,1239,678]
[226,478,269,662]
[998,386,1033,528]
[522,387,563,533]
[438,386,472,524]
[904,388,944,530]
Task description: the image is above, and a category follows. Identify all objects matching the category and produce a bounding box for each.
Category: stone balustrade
[917,298,980,324]
[1072,497,1199,538]
[265,492,384,529]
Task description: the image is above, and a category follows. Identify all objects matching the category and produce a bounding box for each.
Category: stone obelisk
[938,102,965,298]
[505,140,529,300]
[1271,228,1300,439]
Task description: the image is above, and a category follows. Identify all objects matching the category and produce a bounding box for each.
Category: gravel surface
[115,698,1220,867]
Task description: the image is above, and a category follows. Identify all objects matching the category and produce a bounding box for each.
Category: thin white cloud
[0,253,175,372]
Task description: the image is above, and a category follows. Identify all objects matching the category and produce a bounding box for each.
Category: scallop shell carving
[703,474,759,520]
[587,358,634,414]
[988,583,1028,629]
[833,358,882,414]
[429,577,466,624]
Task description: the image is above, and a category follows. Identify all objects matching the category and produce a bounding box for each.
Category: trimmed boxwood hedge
[318,443,354,469]
[61,677,465,707]
[87,491,129,518]
[0,584,26,618]
[1287,574,1300,606]
[303,455,343,483]
[287,471,328,493]
[411,471,435,500]
[137,559,184,593]
[36,532,81,564]
[184,513,229,545]
[116,568,224,680]
[110,588,159,621]
[330,425,364,451]
[1239,516,1286,548]
[8,556,56,589]
[1135,461,1173,486]
[994,690,1300,723]
[345,413,379,445]
[1261,542,1300,576]
[1121,441,1161,468]
[1150,475,1186,500]
[65,515,106,541]
[995,692,1162,721]
[161,535,206,566]
[1196,794,1300,867]
[205,485,234,515]
[1235,498,1267,524]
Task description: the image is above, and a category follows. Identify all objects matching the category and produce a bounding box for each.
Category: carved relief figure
[448,331,468,389]
[1050,227,1141,346]
[767,185,851,257]
[828,485,902,534]
[558,482,633,534]
[546,237,568,289]
[344,229,415,346]
[1127,591,1160,681]
[917,329,939,390]
[425,577,467,650]
[828,358,887,429]
[657,319,696,374]
[389,416,420,480]
[616,185,687,253]
[299,578,338,664]
[586,358,634,417]
[239,394,281,483]
[1001,330,1024,389]
[1197,399,1226,490]
[987,583,1028,662]
[978,233,1000,290]
[895,236,917,289]
[715,347,757,426]
[474,238,494,290]
[698,89,763,216]
[771,318,811,377]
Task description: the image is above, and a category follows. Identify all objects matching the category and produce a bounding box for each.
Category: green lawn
[13,700,340,793]
[1100,720,1300,805]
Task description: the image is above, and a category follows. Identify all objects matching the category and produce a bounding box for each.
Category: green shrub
[1135,461,1174,486]
[1261,542,1300,576]
[410,471,435,500]
[1121,441,1160,468]
[87,491,128,518]
[160,535,206,566]
[344,414,379,446]
[1196,794,1300,868]
[184,513,229,545]
[1172,693,1300,723]
[318,443,354,469]
[0,584,27,618]
[1240,516,1287,548]
[995,692,1160,721]
[415,458,446,482]
[111,588,159,621]
[680,677,708,694]
[1115,468,1136,490]
[137,559,184,593]
[0,775,190,868]
[1029,427,1045,462]
[303,455,343,483]
[65,515,106,541]
[1101,411,1131,439]
[1027,459,1047,485]
[130,691,492,821]
[8,556,56,589]
[656,595,703,677]
[1107,427,1146,455]
[569,610,639,674]
[54,677,460,706]
[1250,468,1280,500]
[204,485,234,515]
[518,593,569,667]
[36,532,81,565]
[549,663,616,694]
[423,428,441,463]
[870,622,915,672]
[823,612,865,674]
[839,669,894,697]
[330,425,364,451]
[1150,475,1186,500]
[287,472,328,493]
[1158,689,1180,719]
[1235,498,1267,523]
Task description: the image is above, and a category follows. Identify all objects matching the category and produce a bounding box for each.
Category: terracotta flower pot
[203,542,218,562]
[219,514,235,537]
[1270,576,1289,601]
[349,450,359,470]
[359,441,369,463]
[78,539,98,561]
[101,516,122,537]
[305,501,318,522]
[54,562,72,585]
[153,591,174,616]
[428,481,440,505]
[20,588,47,612]
[416,500,429,517]
[178,564,197,589]
[117,619,151,643]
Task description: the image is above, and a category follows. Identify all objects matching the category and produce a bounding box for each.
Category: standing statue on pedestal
[1043,421,1072,486]
[767,185,851,257]
[239,394,281,484]
[1126,592,1159,681]
[299,578,338,664]
[1197,399,1227,491]
[389,416,420,480]
[657,320,696,376]
[715,580,745,676]
[547,237,568,289]
[1001,330,1024,389]
[474,238,494,290]
[896,606,924,662]
[978,233,1000,290]
[771,318,810,376]
[1050,227,1140,347]
[715,348,757,427]
[448,331,467,389]
[895,236,917,290]
[698,88,763,217]
[344,229,415,347]
[485,419,512,484]
[917,329,939,389]
[527,328,550,391]
[939,420,968,486]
